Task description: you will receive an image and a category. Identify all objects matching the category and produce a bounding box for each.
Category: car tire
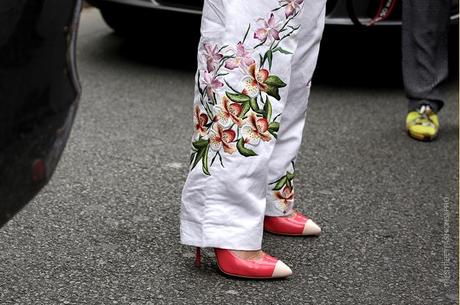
[98,6,135,35]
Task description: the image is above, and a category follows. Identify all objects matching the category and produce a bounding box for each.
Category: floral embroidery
[214,97,244,127]
[225,42,255,71]
[254,13,282,43]
[203,43,224,72]
[242,63,270,97]
[275,186,294,212]
[201,71,224,104]
[279,0,304,18]
[269,161,296,214]
[242,112,271,145]
[209,124,237,154]
[194,105,209,137]
[189,2,304,175]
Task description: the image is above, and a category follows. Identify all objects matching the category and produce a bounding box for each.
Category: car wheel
[99,6,135,35]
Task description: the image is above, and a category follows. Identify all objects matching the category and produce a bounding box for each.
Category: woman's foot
[215,248,292,279]
[264,211,321,236]
[195,248,292,279]
[231,250,264,260]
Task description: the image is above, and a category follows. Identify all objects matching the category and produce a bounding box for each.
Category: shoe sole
[407,130,437,142]
[216,264,290,280]
[264,229,320,237]
[214,256,291,280]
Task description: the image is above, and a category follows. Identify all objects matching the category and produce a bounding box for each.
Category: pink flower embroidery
[194,105,209,137]
[275,185,294,212]
[254,13,281,43]
[280,0,304,18]
[203,43,223,72]
[214,96,244,127]
[202,71,224,102]
[242,63,270,97]
[209,124,237,154]
[242,112,271,146]
[225,42,255,71]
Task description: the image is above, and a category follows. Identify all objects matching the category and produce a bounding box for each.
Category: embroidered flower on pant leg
[254,13,282,43]
[242,63,270,97]
[209,123,237,155]
[203,42,224,72]
[194,105,209,137]
[225,42,255,71]
[242,64,286,100]
[269,161,296,213]
[214,96,244,128]
[189,2,305,175]
[242,112,271,146]
[274,185,295,213]
[279,0,304,18]
[201,71,224,104]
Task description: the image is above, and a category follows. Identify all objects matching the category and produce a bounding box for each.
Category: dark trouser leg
[402,0,451,113]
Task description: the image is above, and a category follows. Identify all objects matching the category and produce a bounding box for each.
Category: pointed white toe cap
[272,260,293,278]
[303,219,321,236]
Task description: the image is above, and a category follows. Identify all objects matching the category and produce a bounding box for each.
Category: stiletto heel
[264,211,321,236]
[195,247,202,267]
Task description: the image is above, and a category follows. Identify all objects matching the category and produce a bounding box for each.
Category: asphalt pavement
[0,8,458,305]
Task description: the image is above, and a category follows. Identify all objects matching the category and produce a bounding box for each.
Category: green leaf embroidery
[202,145,210,175]
[267,50,273,69]
[286,171,295,181]
[190,140,210,173]
[190,152,196,166]
[273,47,293,55]
[237,138,257,157]
[269,122,280,132]
[268,129,278,139]
[263,98,272,121]
[249,98,260,112]
[265,85,281,100]
[273,176,287,191]
[192,139,209,150]
[259,53,264,65]
[286,178,292,189]
[240,101,251,118]
[191,147,205,170]
[226,92,251,103]
[265,75,287,88]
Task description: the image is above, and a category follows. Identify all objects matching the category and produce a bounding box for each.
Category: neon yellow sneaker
[406,105,439,141]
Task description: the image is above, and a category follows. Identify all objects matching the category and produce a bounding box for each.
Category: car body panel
[0,0,82,227]
[88,0,459,25]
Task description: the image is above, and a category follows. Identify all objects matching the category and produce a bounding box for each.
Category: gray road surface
[0,8,458,305]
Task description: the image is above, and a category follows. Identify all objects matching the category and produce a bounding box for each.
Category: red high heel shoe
[264,211,321,236]
[194,247,292,279]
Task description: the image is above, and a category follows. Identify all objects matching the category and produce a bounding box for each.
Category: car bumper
[87,0,202,15]
[87,0,459,26]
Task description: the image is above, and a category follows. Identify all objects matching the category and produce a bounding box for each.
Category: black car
[0,0,82,227]
[87,0,459,34]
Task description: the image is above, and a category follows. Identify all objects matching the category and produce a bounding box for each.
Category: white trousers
[181,0,326,250]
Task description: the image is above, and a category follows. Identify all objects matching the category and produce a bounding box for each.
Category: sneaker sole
[407,130,437,141]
